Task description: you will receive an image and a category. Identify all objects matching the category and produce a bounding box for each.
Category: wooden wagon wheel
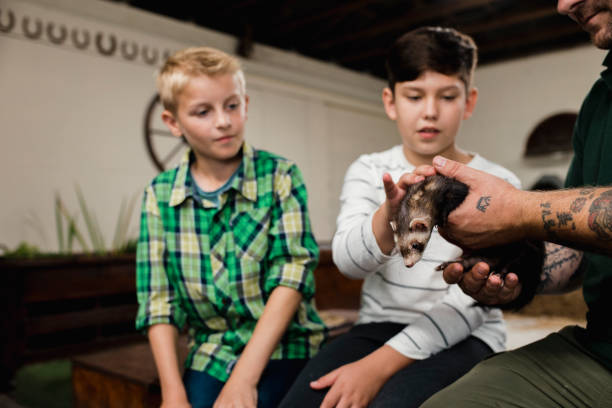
[143,94,188,172]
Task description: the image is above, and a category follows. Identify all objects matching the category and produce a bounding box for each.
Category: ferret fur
[391,174,543,310]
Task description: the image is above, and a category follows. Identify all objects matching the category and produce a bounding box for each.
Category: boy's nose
[424,98,439,119]
[215,112,231,128]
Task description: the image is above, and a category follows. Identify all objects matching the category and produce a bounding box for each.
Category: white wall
[0,0,397,251]
[460,45,606,189]
[0,0,606,252]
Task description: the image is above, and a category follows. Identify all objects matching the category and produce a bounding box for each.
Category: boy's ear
[161,109,184,138]
[463,87,479,120]
[382,87,397,121]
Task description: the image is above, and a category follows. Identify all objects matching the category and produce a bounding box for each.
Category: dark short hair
[385,26,477,92]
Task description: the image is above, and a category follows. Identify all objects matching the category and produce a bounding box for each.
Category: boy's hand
[432,156,527,249]
[442,261,522,305]
[213,377,257,408]
[373,166,436,254]
[310,346,412,408]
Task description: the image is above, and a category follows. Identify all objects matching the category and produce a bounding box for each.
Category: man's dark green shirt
[565,51,612,371]
[135,143,326,382]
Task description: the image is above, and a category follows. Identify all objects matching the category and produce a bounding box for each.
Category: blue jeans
[183,359,308,408]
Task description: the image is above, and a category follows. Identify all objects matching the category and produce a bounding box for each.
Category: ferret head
[390,216,432,267]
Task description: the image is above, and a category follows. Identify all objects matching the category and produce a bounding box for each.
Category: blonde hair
[157,47,246,113]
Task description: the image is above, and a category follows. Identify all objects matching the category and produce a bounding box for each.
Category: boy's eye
[442,95,458,101]
[227,102,239,110]
[196,109,209,116]
[406,95,421,101]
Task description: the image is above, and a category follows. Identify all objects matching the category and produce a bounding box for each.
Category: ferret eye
[411,243,425,252]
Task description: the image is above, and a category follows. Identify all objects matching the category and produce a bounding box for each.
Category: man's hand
[442,261,522,305]
[310,346,412,408]
[213,376,257,408]
[433,156,527,249]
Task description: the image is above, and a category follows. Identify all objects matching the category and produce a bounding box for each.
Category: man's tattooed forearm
[476,196,491,213]
[588,189,612,240]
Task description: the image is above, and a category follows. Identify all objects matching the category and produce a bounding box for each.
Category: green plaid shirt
[136,143,326,382]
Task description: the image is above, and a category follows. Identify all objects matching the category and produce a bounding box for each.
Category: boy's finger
[396,172,424,189]
[310,369,338,389]
[382,173,399,200]
[414,164,436,177]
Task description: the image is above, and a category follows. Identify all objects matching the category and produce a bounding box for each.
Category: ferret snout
[399,239,426,268]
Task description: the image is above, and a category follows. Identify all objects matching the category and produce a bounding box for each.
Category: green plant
[59,186,139,254]
[1,187,139,258]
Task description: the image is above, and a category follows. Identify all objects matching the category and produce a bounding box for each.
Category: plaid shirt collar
[169,142,258,207]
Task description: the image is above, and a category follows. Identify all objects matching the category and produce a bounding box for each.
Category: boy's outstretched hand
[373,165,436,254]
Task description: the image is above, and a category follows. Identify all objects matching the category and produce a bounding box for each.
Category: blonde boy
[136,47,325,408]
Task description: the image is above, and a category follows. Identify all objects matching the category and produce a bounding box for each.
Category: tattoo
[587,189,612,240]
[540,243,584,293]
[570,197,587,213]
[476,196,491,213]
[556,212,573,227]
[540,202,557,239]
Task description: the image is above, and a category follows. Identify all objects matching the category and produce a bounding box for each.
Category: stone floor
[504,313,586,350]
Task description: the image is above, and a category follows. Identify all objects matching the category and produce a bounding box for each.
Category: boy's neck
[190,153,242,192]
[403,145,473,167]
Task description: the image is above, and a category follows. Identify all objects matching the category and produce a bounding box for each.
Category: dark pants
[421,326,612,408]
[184,358,308,408]
[279,322,492,408]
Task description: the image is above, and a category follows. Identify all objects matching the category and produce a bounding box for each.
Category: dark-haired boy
[280,26,520,408]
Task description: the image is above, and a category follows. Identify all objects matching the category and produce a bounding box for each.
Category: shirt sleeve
[135,185,187,331]
[332,157,394,279]
[385,285,487,359]
[264,163,319,300]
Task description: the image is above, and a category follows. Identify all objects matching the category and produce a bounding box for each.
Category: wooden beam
[477,23,585,55]
[335,6,565,65]
[312,0,495,50]
[274,0,382,35]
[462,5,558,36]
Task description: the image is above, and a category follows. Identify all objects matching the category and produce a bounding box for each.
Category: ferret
[390,174,543,310]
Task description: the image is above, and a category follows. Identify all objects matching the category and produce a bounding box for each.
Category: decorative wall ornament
[70,27,90,49]
[46,22,67,45]
[21,16,42,39]
[144,94,187,172]
[95,32,117,56]
[142,45,158,65]
[120,40,138,61]
[0,6,172,67]
[0,8,15,33]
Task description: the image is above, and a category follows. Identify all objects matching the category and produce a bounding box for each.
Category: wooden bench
[70,246,362,408]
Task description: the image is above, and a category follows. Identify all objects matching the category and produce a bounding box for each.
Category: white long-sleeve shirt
[331,145,522,359]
